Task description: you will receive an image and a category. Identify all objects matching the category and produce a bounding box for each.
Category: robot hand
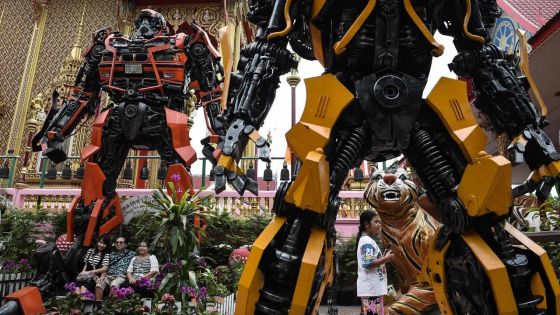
[211,119,271,196]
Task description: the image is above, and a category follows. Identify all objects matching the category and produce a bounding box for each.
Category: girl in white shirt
[356,210,395,315]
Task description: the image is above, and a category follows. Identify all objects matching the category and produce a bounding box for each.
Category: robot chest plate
[99,42,188,87]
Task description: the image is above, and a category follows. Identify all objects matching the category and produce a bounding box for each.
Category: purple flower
[2,260,15,271]
[170,173,181,182]
[198,287,207,299]
[162,262,176,273]
[81,290,95,300]
[64,282,77,292]
[182,287,197,298]
[195,257,207,267]
[177,187,183,193]
[135,276,151,288]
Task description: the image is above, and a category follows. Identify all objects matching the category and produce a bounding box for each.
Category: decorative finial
[286,68,301,88]
[70,0,87,62]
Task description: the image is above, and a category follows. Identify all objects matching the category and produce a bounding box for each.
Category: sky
[188,33,458,178]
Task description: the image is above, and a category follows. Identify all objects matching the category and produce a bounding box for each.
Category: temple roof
[497,0,559,33]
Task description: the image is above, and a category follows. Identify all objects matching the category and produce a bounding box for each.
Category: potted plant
[45,282,96,314]
[141,185,214,313]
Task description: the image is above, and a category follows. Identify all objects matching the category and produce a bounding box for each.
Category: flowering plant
[0,258,33,274]
[91,287,148,315]
[46,282,95,314]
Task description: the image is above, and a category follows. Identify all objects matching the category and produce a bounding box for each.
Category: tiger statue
[364,168,441,314]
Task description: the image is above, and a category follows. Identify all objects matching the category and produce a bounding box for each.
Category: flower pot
[141,298,152,310]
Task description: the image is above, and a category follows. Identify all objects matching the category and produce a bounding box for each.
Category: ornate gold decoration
[140,3,224,41]
[118,0,136,35]
[0,1,39,155]
[167,7,188,33]
[495,133,509,157]
[8,0,49,162]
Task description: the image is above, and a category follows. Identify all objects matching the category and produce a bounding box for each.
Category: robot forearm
[224,41,297,156]
[450,44,541,138]
[36,92,96,164]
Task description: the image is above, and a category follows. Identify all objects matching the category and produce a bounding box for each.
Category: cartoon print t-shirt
[356,235,388,297]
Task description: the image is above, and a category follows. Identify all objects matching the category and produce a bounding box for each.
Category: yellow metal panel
[461,231,517,315]
[235,216,287,315]
[219,26,234,111]
[457,155,512,217]
[285,149,330,213]
[299,74,354,127]
[286,122,330,161]
[310,246,334,313]
[267,0,294,39]
[461,0,486,44]
[418,230,453,314]
[547,161,560,177]
[504,222,560,314]
[531,272,547,310]
[285,74,353,159]
[310,0,326,65]
[516,29,547,117]
[426,77,487,162]
[289,227,327,315]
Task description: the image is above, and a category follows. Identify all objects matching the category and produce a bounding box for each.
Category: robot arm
[32,27,109,164]
[212,0,299,194]
[185,24,227,165]
[440,0,560,201]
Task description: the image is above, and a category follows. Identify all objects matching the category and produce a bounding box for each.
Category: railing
[215,292,236,315]
[0,188,368,237]
[0,154,19,188]
[1,155,294,190]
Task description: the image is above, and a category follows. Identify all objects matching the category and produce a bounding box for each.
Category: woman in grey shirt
[127,241,159,286]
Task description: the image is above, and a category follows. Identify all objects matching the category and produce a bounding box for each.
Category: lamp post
[286,66,301,176]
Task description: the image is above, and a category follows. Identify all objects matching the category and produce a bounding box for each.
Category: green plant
[92,287,147,315]
[334,236,358,290]
[46,282,96,314]
[142,185,213,309]
[201,211,272,267]
[527,195,560,272]
[0,208,49,261]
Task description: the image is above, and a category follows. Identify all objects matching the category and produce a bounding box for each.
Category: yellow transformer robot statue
[213,0,560,313]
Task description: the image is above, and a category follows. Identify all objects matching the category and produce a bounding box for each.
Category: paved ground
[318,305,361,314]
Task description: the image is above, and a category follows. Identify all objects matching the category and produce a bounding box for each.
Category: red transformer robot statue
[0,10,223,311]
[210,0,560,314]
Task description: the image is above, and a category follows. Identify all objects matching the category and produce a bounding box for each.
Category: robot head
[133,9,168,39]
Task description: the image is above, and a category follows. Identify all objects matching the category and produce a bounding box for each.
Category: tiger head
[364,168,418,218]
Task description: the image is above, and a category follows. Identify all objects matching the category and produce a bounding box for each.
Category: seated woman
[76,237,109,300]
[127,241,159,296]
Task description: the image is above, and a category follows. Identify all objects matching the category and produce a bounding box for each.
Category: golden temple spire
[70,1,87,62]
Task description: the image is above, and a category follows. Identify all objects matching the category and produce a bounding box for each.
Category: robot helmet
[133,9,168,39]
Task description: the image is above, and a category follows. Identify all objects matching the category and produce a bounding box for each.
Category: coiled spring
[410,129,455,201]
[331,126,368,189]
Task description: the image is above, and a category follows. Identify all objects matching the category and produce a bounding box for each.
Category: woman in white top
[127,241,159,286]
[356,210,395,315]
